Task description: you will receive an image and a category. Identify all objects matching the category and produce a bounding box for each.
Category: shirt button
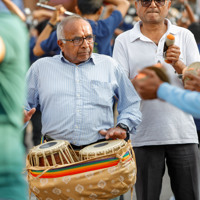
[77,94,80,97]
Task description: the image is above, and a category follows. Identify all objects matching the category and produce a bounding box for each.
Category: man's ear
[75,6,81,15]
[167,0,171,9]
[57,40,64,52]
[135,1,138,13]
[97,6,103,16]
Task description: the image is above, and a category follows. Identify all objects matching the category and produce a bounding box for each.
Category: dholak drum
[28,140,79,167]
[79,139,127,160]
[26,140,136,200]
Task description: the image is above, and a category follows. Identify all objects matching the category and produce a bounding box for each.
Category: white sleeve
[113,37,130,78]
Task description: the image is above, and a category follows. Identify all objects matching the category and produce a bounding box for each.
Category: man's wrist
[48,21,56,28]
[116,123,129,132]
[116,123,130,141]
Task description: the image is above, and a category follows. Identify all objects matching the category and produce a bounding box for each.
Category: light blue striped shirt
[25,53,141,145]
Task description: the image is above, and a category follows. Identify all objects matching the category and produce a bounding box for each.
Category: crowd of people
[1,0,200,200]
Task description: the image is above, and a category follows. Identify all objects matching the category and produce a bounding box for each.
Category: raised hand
[23,108,36,123]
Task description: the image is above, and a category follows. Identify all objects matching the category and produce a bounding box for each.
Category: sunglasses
[139,0,166,7]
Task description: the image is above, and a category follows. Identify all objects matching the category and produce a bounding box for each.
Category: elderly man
[25,15,141,200]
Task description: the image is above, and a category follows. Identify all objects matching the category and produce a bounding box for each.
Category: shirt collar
[129,18,180,43]
[59,51,96,66]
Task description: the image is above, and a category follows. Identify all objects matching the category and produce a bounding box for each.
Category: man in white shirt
[113,0,200,199]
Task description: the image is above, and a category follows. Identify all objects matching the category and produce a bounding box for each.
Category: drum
[79,139,127,160]
[28,140,79,167]
[135,63,170,83]
[145,64,170,83]
[26,140,136,200]
[183,62,200,85]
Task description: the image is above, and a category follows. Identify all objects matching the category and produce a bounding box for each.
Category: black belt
[44,135,106,150]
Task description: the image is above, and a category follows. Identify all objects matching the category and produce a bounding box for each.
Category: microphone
[163,34,175,63]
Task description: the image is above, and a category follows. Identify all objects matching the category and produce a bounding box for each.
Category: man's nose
[149,0,157,7]
[81,38,90,48]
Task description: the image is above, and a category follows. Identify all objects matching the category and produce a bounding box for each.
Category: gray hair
[56,15,87,40]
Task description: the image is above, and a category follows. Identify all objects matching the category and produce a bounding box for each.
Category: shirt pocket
[83,80,114,128]
[90,80,114,107]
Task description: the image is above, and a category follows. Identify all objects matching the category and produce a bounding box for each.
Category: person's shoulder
[117,28,132,39]
[110,10,122,17]
[171,24,193,35]
[92,53,114,61]
[31,56,56,67]
[97,10,122,24]
[46,30,57,41]
[115,28,135,45]
[92,53,118,66]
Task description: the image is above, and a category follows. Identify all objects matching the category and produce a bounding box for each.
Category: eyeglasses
[139,0,165,7]
[61,35,95,46]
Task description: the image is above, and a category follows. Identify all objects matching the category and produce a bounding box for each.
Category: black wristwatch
[116,123,130,141]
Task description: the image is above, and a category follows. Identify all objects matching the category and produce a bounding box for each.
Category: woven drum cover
[27,141,137,200]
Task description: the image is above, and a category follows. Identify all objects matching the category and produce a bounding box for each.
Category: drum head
[183,62,200,74]
[79,139,126,159]
[28,140,79,167]
[146,66,170,83]
[30,140,70,154]
[183,62,200,85]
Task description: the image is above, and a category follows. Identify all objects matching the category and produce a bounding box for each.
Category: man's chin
[79,55,90,61]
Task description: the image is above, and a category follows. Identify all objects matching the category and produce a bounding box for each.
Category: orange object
[167,34,175,41]
[187,68,194,71]
[154,63,162,68]
[164,34,175,64]
[165,60,172,64]
[135,73,147,80]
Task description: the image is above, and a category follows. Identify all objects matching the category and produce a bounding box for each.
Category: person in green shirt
[0,12,29,200]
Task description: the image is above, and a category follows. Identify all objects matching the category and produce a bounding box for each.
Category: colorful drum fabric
[26,140,136,200]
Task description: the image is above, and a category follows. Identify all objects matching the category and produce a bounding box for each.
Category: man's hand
[99,127,127,140]
[183,72,200,92]
[23,108,36,123]
[49,5,66,25]
[165,45,181,67]
[131,69,163,100]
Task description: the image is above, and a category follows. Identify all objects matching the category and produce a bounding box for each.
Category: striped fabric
[29,151,131,178]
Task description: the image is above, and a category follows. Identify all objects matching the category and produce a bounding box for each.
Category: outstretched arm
[33,5,66,57]
[103,0,130,18]
[179,0,196,23]
[2,0,26,21]
[132,68,200,118]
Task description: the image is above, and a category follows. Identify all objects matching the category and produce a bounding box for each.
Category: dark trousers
[133,144,200,200]
[31,110,42,146]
